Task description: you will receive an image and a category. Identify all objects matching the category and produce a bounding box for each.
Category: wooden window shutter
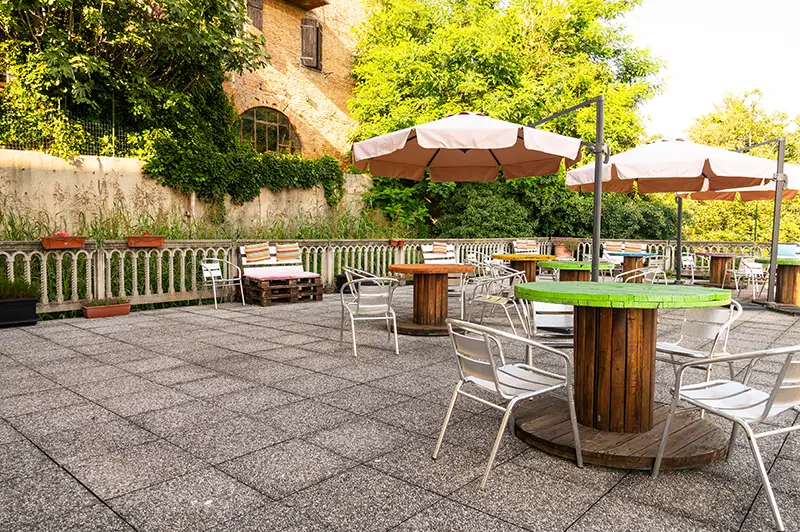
[300,18,321,70]
[247,0,262,31]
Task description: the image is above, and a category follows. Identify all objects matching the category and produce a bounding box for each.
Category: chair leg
[480,400,516,489]
[340,306,346,343]
[652,396,680,478]
[566,390,584,468]
[391,313,399,355]
[726,423,739,462]
[502,306,517,336]
[433,382,462,460]
[744,425,784,531]
[211,282,218,310]
[239,279,246,307]
[349,315,358,357]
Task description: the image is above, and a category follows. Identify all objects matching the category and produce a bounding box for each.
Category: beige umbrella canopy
[677,164,800,201]
[566,139,773,193]
[352,112,583,182]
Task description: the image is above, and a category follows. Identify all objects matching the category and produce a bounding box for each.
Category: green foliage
[351,0,664,238]
[0,278,39,300]
[81,297,130,307]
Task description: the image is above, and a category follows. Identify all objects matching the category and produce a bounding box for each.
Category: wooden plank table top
[389,263,475,275]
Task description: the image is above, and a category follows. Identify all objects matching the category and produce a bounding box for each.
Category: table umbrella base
[513,394,728,470]
[394,318,450,336]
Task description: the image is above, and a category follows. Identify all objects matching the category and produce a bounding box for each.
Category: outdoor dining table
[607,251,658,283]
[536,260,614,282]
[512,281,732,470]
[695,251,745,288]
[491,253,556,282]
[755,257,800,306]
[388,263,475,336]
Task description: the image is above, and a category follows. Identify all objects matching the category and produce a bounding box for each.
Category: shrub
[81,297,130,307]
[0,278,40,300]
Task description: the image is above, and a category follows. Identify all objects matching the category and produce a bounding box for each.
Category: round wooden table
[756,257,800,306]
[695,252,745,288]
[513,282,732,470]
[388,263,475,336]
[537,260,614,282]
[607,251,658,283]
[491,254,556,281]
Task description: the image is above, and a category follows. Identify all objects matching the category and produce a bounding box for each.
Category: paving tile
[109,468,267,532]
[8,402,119,439]
[129,400,239,438]
[316,383,408,415]
[394,499,525,531]
[439,411,529,461]
[324,361,401,383]
[175,375,258,398]
[116,355,185,374]
[34,503,137,531]
[308,418,415,462]
[98,387,194,417]
[73,340,131,356]
[144,364,219,386]
[250,346,320,363]
[271,333,319,346]
[251,399,359,438]
[512,447,626,489]
[0,419,22,445]
[271,372,355,397]
[370,372,453,397]
[371,397,472,436]
[740,489,800,531]
[0,388,85,417]
[0,374,60,398]
[283,465,441,531]
[70,375,162,401]
[0,439,59,482]
[35,418,159,462]
[220,439,355,499]
[52,364,131,386]
[209,386,302,414]
[64,439,204,499]
[0,468,97,529]
[207,501,334,531]
[166,415,286,464]
[287,354,351,372]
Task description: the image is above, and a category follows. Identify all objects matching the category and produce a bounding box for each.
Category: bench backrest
[239,245,303,273]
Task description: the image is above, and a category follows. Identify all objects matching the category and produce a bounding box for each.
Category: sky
[623,0,800,139]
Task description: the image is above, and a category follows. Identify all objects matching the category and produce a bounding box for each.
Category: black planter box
[0,297,40,328]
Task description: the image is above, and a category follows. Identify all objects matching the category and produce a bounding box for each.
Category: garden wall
[0,149,370,229]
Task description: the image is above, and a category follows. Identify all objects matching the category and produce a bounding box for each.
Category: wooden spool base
[394,318,449,336]
[559,270,590,282]
[509,260,537,282]
[752,299,800,316]
[513,394,728,470]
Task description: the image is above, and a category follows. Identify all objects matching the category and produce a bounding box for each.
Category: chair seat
[656,342,723,360]
[468,363,565,397]
[345,302,390,316]
[681,380,792,421]
[474,294,512,306]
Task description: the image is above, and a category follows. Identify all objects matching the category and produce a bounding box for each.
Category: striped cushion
[604,242,623,253]
[275,242,301,262]
[516,239,532,251]
[432,242,448,254]
[244,242,272,263]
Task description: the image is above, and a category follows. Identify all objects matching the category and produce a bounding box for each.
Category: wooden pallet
[244,276,323,306]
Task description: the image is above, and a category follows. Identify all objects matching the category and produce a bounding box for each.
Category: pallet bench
[243,272,322,306]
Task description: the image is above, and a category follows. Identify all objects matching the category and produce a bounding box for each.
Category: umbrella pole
[675,197,683,283]
[766,138,786,305]
[591,97,605,282]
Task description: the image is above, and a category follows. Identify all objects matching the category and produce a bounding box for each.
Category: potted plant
[0,278,39,328]
[126,231,165,248]
[389,238,405,247]
[81,297,131,319]
[41,231,86,250]
[552,237,580,258]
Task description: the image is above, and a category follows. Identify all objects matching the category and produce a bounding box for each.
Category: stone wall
[224,0,363,159]
[0,149,370,230]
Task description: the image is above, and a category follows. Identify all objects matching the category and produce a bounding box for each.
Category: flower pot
[0,297,39,328]
[389,239,405,247]
[82,303,131,319]
[554,244,573,258]
[41,236,86,250]
[126,236,165,248]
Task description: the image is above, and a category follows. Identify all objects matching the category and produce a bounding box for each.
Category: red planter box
[41,236,86,250]
[82,303,131,319]
[389,239,405,247]
[126,236,166,248]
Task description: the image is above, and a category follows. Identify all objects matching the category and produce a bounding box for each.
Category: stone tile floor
[1,287,799,531]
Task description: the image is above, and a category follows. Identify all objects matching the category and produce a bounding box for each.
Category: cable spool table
[536,260,614,282]
[388,263,475,336]
[490,254,556,282]
[695,252,745,288]
[755,257,800,307]
[607,251,658,283]
[513,282,732,470]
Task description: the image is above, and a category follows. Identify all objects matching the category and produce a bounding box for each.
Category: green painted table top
[537,260,614,271]
[514,282,731,309]
[755,257,800,266]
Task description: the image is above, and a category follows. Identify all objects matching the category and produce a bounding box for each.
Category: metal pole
[766,137,786,304]
[676,196,683,282]
[591,96,605,282]
[754,204,758,244]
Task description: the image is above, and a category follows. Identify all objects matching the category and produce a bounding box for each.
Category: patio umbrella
[351,112,583,182]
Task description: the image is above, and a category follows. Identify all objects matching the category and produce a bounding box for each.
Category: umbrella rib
[488,149,502,166]
[425,148,441,168]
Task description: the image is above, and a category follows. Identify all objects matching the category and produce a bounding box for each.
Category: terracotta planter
[389,239,405,247]
[126,236,165,248]
[554,244,573,258]
[0,298,39,328]
[41,236,86,250]
[82,303,131,319]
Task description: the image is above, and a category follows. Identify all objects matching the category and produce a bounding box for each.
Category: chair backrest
[739,258,764,274]
[681,253,695,267]
[777,243,799,257]
[624,242,647,253]
[767,351,800,412]
[604,241,623,253]
[239,245,303,271]
[447,322,506,396]
[647,255,667,269]
[421,243,458,264]
[342,277,398,314]
[679,301,742,354]
[344,267,377,283]
[201,260,224,281]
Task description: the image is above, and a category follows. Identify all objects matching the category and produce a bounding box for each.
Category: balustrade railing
[0,237,776,313]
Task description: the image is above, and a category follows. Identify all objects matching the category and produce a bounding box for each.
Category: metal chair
[465,271,528,335]
[340,277,399,357]
[614,255,668,284]
[518,300,574,353]
[200,259,245,310]
[681,253,696,283]
[726,258,766,298]
[343,266,377,282]
[652,345,800,531]
[434,319,583,488]
[656,301,742,382]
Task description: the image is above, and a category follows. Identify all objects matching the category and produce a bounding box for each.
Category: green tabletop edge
[537,261,614,271]
[515,282,731,309]
[755,257,800,266]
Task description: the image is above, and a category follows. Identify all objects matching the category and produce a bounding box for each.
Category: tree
[352,0,664,237]
[684,90,800,242]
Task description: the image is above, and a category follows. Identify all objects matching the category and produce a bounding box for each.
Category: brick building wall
[225,0,363,160]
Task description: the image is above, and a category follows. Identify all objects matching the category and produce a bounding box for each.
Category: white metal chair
[200,259,245,310]
[343,266,377,282]
[434,319,583,488]
[340,277,399,357]
[613,255,668,284]
[679,253,696,283]
[726,258,766,298]
[656,301,742,382]
[465,271,528,335]
[652,345,800,531]
[518,300,574,352]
